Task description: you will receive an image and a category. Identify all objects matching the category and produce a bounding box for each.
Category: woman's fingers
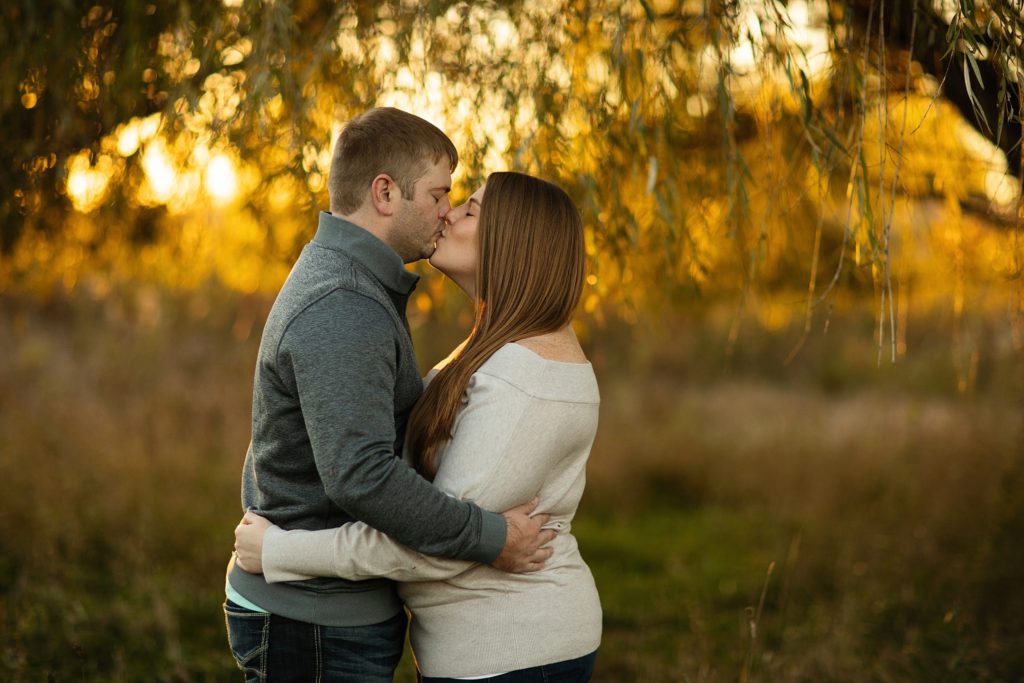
[241,511,273,530]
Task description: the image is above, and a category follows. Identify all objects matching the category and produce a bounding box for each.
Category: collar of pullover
[313,211,420,295]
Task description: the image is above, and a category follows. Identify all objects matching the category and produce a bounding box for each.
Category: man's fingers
[493,497,561,574]
[530,547,553,563]
[517,496,540,515]
[524,542,554,566]
[527,555,549,572]
[538,529,558,546]
[505,546,554,574]
[503,496,541,519]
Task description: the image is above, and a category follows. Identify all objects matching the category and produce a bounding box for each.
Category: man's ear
[370,174,400,216]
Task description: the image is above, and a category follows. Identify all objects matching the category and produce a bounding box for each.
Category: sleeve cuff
[262,525,319,584]
[465,509,507,565]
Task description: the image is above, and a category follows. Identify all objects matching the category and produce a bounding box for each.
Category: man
[224,108,552,681]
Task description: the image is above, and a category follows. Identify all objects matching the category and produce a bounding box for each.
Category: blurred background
[2,0,1022,680]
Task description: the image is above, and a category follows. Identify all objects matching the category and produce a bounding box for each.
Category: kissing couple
[225,107,601,682]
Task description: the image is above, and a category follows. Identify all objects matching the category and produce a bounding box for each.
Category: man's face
[389,158,452,263]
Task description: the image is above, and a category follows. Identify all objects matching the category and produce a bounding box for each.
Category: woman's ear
[370,174,399,216]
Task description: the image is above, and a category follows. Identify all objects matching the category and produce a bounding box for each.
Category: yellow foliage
[6,0,1023,325]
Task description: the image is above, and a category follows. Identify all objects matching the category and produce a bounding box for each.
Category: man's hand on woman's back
[492,497,557,573]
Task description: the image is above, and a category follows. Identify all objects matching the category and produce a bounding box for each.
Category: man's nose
[438,199,452,219]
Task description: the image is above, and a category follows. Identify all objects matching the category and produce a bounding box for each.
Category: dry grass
[1,289,1022,681]
[582,324,1024,681]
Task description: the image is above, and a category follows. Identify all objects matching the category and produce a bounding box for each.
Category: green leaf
[961,26,980,54]
[857,151,874,228]
[800,70,812,123]
[638,0,656,21]
[945,18,959,45]
[735,149,753,182]
[820,124,849,156]
[963,54,993,135]
[966,51,984,90]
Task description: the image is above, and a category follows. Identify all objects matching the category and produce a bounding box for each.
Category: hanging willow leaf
[1,0,1021,312]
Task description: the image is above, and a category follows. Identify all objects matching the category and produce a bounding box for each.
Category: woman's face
[429,184,484,294]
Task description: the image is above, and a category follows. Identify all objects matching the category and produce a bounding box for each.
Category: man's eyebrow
[429,185,451,194]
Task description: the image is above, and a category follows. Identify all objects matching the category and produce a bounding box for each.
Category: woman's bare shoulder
[514,326,588,363]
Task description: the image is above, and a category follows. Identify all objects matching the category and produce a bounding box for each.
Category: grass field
[1,288,1021,681]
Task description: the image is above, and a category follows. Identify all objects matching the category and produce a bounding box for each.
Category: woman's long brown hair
[406,171,586,480]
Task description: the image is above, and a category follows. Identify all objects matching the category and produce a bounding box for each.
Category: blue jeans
[420,651,597,683]
[224,599,406,682]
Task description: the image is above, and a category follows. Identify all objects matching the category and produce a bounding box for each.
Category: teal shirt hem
[225,577,269,613]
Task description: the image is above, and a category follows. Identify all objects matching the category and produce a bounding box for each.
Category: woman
[234,171,601,681]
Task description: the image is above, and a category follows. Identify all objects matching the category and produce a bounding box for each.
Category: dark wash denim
[420,651,597,683]
[224,599,406,682]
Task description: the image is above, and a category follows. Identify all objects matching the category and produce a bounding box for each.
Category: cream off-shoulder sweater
[259,342,602,678]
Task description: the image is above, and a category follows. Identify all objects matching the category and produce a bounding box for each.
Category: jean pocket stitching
[226,610,271,674]
[224,600,269,619]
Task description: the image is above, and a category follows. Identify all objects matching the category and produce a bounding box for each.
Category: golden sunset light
[65,152,113,213]
[5,2,1023,680]
[140,139,178,205]
[204,153,239,205]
